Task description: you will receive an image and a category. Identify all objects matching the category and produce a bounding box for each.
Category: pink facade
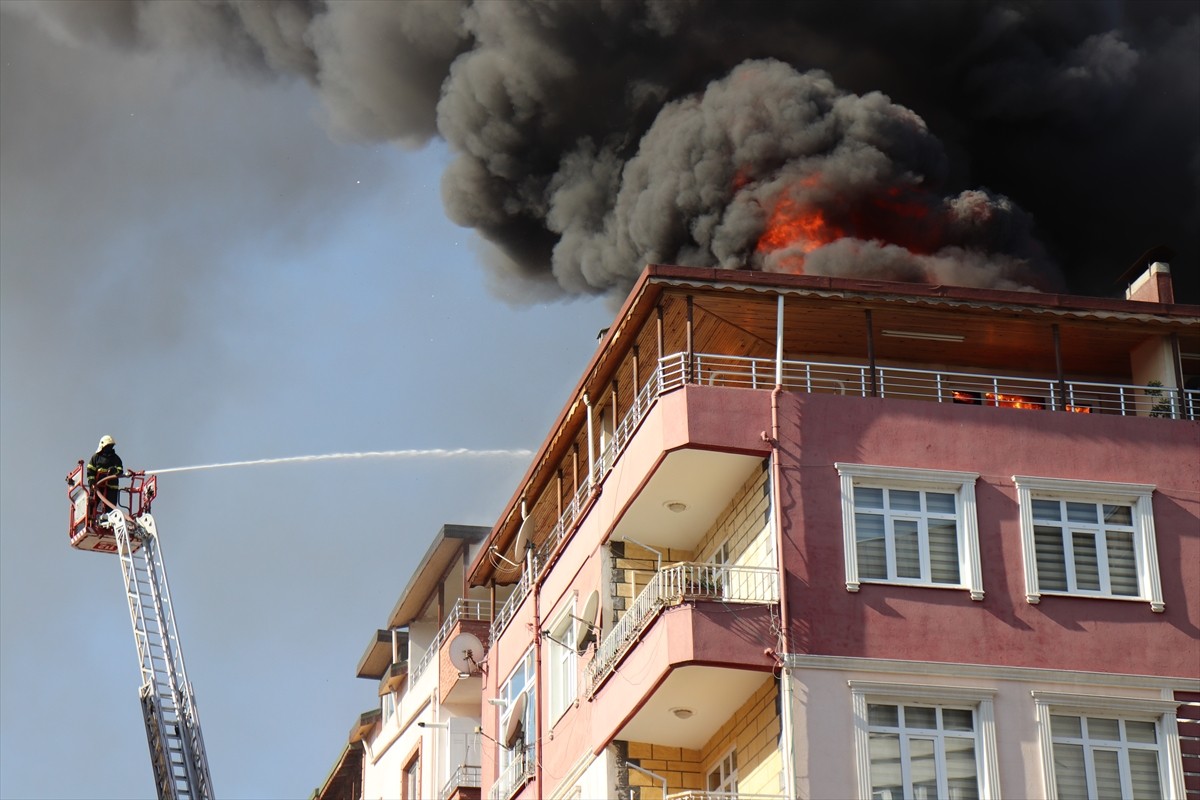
[773,389,1195,674]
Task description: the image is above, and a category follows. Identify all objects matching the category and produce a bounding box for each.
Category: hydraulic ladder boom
[67,463,214,800]
[111,509,214,800]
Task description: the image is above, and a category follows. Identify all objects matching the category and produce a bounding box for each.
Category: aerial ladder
[67,463,215,800]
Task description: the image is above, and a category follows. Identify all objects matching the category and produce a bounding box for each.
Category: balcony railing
[441,764,481,800]
[491,562,535,642]
[488,752,533,800]
[661,352,1199,420]
[411,599,490,687]
[587,562,779,692]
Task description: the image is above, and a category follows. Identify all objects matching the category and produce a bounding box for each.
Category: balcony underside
[611,447,765,551]
[590,601,776,752]
[601,386,772,553]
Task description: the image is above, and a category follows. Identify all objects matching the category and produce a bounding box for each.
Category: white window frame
[381,690,395,724]
[1012,476,1164,611]
[498,649,536,782]
[837,464,983,600]
[547,602,577,724]
[1032,691,1184,800]
[707,746,738,793]
[850,681,1000,800]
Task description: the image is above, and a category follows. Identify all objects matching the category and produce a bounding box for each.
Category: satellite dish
[575,590,600,651]
[448,631,484,675]
[513,515,533,561]
[503,692,527,748]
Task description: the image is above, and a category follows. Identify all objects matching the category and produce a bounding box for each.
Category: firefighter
[88,435,124,519]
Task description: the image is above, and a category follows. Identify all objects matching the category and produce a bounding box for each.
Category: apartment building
[469,263,1199,800]
[318,262,1199,800]
[315,525,499,800]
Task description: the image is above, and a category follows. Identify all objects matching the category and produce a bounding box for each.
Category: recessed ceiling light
[670,707,694,719]
[664,501,687,513]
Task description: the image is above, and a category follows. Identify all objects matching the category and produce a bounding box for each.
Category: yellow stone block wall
[621,676,780,798]
[624,741,705,800]
[694,459,772,567]
[699,675,782,795]
[612,542,695,620]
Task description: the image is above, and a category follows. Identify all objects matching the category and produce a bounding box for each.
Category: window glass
[853,485,961,585]
[1049,713,1164,800]
[840,464,982,600]
[866,702,980,800]
[1030,494,1144,599]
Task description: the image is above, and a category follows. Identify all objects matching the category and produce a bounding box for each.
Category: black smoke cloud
[17,0,1199,302]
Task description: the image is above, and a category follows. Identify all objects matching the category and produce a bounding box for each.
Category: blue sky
[0,10,610,798]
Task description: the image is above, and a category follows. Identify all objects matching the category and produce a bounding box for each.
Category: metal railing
[666,793,786,800]
[492,373,660,641]
[587,563,778,691]
[488,752,534,800]
[410,599,490,687]
[662,352,1198,420]
[440,765,481,800]
[491,562,535,642]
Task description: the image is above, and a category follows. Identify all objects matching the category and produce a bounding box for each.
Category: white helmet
[97,435,115,451]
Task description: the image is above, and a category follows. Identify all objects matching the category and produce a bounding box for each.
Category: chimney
[1125,261,1175,304]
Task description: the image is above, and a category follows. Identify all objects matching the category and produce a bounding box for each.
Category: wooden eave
[387,524,488,629]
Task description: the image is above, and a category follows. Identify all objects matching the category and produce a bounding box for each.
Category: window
[707,748,737,793]
[547,605,577,723]
[867,704,980,800]
[851,682,999,800]
[381,690,395,723]
[1013,477,1164,611]
[497,649,536,790]
[1033,692,1183,800]
[837,464,983,599]
[402,749,420,800]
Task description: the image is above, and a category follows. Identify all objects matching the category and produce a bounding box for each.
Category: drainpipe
[1052,324,1066,411]
[864,309,878,397]
[584,393,595,487]
[533,557,545,799]
[768,293,798,800]
[1171,333,1185,417]
[776,295,784,387]
[686,295,695,383]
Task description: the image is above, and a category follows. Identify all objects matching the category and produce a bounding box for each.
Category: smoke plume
[15,0,1199,302]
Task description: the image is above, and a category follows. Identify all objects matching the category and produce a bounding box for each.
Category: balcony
[589,562,779,692]
[665,794,785,800]
[487,752,533,800]
[411,599,490,692]
[441,764,481,800]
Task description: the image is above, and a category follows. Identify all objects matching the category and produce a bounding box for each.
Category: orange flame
[756,194,845,271]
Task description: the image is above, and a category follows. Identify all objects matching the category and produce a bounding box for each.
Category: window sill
[1027,589,1163,612]
[849,578,983,601]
